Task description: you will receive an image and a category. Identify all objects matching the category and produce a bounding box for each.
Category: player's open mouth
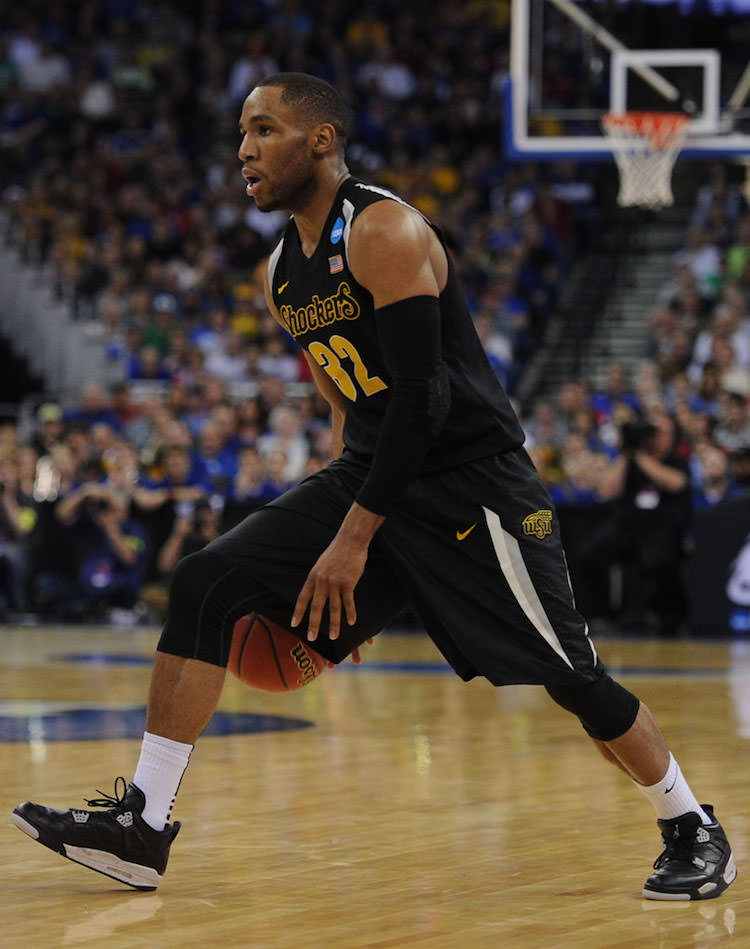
[244,172,262,196]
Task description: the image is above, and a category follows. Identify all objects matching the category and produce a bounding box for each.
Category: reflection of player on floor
[12,73,735,901]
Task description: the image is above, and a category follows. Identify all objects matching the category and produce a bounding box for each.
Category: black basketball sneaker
[643,805,736,900]
[11,777,180,890]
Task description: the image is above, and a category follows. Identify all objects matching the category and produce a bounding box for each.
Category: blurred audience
[0,2,748,634]
[1,0,602,414]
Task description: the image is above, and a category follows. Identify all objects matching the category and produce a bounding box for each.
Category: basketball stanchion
[602,111,691,209]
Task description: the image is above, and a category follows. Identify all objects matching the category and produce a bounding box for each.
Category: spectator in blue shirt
[692,444,745,510]
[590,364,640,425]
[228,445,279,507]
[63,383,122,432]
[190,421,237,494]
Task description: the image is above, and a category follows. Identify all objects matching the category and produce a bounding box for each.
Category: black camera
[620,419,657,453]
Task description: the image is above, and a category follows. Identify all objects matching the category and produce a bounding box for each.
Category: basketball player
[12,73,735,901]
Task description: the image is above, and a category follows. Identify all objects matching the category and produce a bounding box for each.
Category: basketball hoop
[602,112,691,209]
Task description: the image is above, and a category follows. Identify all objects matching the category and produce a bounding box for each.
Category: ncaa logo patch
[330,216,344,244]
[522,509,553,539]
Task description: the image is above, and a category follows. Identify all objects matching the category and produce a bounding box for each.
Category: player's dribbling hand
[292,502,384,643]
[291,532,368,642]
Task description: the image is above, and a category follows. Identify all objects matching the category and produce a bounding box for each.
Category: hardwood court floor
[2,624,749,948]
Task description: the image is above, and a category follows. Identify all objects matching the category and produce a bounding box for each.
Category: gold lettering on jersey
[279,281,360,338]
[522,510,553,539]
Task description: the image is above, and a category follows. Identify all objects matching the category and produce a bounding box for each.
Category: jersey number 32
[308,334,387,402]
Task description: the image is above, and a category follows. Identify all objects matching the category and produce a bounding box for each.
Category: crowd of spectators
[1,0,602,398]
[0,378,336,623]
[2,174,748,631]
[0,2,748,635]
[521,164,750,634]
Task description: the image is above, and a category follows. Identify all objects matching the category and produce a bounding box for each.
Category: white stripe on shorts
[482,506,575,670]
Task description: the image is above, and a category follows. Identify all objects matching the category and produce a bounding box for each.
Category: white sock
[132,731,193,831]
[637,753,711,825]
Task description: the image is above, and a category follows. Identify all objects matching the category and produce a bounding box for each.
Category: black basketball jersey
[268,176,524,471]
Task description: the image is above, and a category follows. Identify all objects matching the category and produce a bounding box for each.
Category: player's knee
[160,548,270,666]
[545,674,640,742]
[167,550,211,611]
[162,549,233,655]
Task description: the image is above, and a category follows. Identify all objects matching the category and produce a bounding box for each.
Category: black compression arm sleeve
[355,295,450,516]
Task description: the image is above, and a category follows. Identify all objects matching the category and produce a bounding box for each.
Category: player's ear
[311,122,336,155]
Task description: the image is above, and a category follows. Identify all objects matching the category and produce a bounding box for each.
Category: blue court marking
[334,662,727,678]
[606,665,725,678]
[334,661,453,674]
[0,707,313,743]
[51,654,730,678]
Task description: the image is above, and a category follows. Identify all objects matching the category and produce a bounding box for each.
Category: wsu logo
[522,509,553,539]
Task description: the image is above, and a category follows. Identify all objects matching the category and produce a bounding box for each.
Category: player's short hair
[255,72,352,152]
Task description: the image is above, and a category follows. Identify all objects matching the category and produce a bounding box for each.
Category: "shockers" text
[279,282,360,338]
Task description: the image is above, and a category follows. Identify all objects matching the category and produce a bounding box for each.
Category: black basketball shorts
[207,448,603,687]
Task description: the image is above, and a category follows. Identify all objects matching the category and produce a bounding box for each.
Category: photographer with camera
[139,496,222,620]
[35,480,148,623]
[581,410,692,635]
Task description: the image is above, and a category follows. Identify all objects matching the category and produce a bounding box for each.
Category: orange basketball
[227,612,326,692]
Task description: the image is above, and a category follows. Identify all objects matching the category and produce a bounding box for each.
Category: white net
[602,112,691,209]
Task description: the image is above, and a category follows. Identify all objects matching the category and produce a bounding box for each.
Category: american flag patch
[328,254,344,274]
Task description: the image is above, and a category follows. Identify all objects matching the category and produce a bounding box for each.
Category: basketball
[227,612,325,692]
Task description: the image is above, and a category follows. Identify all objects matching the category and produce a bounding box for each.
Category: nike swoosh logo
[278,281,289,295]
[664,773,677,794]
[456,523,477,541]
